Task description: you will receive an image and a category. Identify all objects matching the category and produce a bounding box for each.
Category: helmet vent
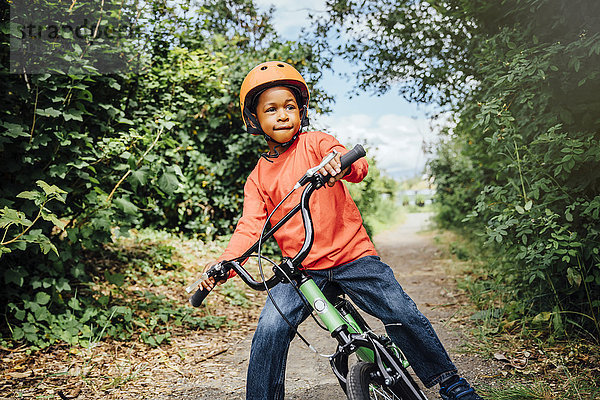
[261,66,268,70]
[277,64,285,67]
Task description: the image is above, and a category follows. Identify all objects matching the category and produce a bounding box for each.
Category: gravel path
[162,213,499,399]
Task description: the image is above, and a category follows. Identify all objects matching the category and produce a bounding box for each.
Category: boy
[201,61,483,400]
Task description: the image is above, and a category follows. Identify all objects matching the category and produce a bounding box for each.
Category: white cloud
[312,113,439,180]
[254,0,326,38]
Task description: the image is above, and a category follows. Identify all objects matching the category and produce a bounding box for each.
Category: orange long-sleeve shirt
[218,131,378,271]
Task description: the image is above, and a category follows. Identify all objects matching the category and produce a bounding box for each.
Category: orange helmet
[240,61,310,136]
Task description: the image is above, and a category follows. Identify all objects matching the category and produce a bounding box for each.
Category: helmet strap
[300,105,309,128]
[259,128,301,162]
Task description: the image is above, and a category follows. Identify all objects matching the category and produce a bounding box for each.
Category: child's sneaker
[439,376,483,400]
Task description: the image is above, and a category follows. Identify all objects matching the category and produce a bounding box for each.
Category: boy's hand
[200,260,227,291]
[319,152,351,187]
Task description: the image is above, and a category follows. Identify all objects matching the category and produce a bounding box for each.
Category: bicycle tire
[346,362,425,400]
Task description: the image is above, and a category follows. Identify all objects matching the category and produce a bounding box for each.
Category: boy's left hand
[319,153,351,187]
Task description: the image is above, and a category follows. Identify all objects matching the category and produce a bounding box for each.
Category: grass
[482,382,553,399]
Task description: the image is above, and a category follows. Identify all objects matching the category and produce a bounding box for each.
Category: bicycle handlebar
[324,143,366,181]
[188,144,366,307]
[189,259,281,307]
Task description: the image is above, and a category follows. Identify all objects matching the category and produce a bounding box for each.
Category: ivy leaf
[16,191,40,201]
[158,172,179,195]
[130,168,149,190]
[4,268,28,287]
[2,123,29,138]
[68,297,82,310]
[36,180,67,198]
[55,278,71,292]
[35,292,51,305]
[114,197,138,215]
[38,236,59,255]
[63,109,84,121]
[0,207,28,228]
[108,79,121,90]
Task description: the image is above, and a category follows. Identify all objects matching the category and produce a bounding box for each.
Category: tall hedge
[429,0,600,337]
[0,0,324,348]
[313,0,600,337]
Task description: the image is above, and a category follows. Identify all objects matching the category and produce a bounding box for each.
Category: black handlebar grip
[321,144,367,182]
[340,144,367,171]
[189,286,211,307]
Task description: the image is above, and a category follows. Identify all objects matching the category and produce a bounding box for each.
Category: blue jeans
[246,256,457,400]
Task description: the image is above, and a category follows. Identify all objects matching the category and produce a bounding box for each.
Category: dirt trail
[162,213,499,399]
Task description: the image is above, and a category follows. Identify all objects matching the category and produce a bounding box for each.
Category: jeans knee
[256,312,294,339]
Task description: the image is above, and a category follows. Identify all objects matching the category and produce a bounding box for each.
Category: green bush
[312,0,600,338]
[428,1,600,337]
[348,156,399,236]
[0,0,325,348]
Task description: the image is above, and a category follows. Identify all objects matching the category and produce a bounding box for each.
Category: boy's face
[254,86,301,146]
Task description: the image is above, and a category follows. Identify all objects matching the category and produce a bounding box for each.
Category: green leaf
[16,191,40,200]
[35,292,51,305]
[2,122,29,138]
[12,327,24,341]
[0,207,27,228]
[532,312,552,324]
[49,214,66,230]
[158,172,179,195]
[131,169,149,186]
[36,107,62,117]
[118,118,134,125]
[573,58,580,72]
[68,297,82,310]
[15,309,26,321]
[63,109,84,121]
[36,180,67,197]
[98,295,109,306]
[4,268,27,287]
[565,212,573,222]
[104,271,125,287]
[108,79,121,90]
[114,197,138,214]
[566,267,582,287]
[56,278,71,292]
[524,200,532,211]
[38,236,59,255]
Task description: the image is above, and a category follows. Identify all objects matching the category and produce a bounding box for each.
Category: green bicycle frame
[299,278,411,370]
[298,278,375,362]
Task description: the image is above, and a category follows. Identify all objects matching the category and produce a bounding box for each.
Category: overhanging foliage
[314,0,600,338]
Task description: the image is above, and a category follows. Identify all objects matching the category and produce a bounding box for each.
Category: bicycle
[186,145,429,400]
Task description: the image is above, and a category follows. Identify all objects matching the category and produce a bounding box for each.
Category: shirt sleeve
[314,132,369,183]
[218,174,267,277]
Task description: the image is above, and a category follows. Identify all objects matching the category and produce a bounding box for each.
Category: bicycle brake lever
[294,150,339,189]
[185,277,203,293]
[185,272,210,293]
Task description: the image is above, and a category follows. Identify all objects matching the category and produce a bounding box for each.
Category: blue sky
[255,0,440,180]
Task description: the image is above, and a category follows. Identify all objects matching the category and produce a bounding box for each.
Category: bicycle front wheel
[346,362,424,400]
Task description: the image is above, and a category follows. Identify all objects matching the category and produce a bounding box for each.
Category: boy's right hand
[200,260,227,291]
